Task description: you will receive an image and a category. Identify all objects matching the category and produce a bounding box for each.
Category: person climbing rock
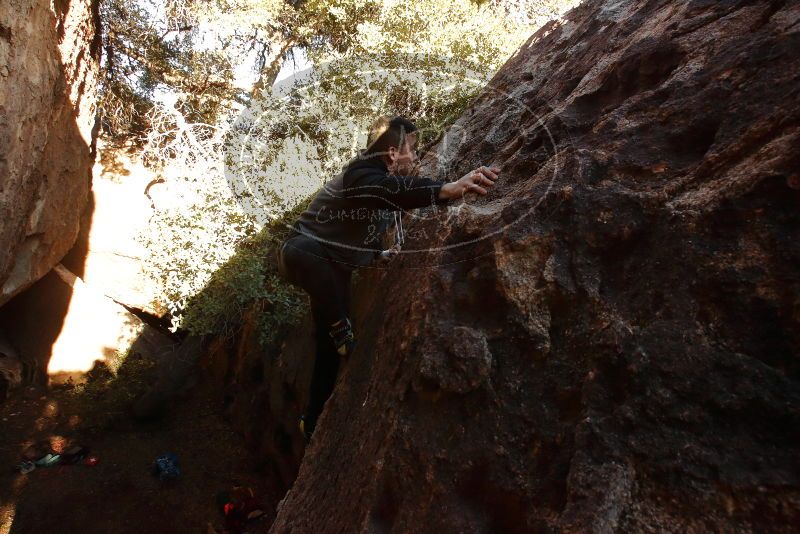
[277,115,501,443]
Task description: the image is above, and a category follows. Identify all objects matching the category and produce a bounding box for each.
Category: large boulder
[210,0,799,531]
[0,0,99,306]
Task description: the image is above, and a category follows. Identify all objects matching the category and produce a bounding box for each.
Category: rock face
[0,0,99,306]
[211,0,800,531]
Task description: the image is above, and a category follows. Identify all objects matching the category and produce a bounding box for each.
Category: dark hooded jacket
[286,149,450,269]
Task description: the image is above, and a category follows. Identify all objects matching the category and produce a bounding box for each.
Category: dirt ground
[0,378,281,534]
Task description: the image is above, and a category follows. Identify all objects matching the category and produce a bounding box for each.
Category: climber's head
[365,115,420,176]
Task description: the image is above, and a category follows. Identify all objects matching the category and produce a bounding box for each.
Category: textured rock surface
[210,0,800,531]
[0,0,99,306]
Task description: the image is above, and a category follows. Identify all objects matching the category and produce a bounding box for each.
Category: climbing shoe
[329,318,356,357]
[299,415,312,444]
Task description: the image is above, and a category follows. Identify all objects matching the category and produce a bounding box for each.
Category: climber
[276,115,501,443]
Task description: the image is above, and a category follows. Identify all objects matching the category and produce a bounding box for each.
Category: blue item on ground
[153,452,180,480]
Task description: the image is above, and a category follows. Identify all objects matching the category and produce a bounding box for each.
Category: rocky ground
[0,375,280,534]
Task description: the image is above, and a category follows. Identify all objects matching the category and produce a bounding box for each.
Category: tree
[98,0,239,139]
[97,0,391,141]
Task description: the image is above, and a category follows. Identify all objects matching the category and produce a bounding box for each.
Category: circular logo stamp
[224,52,566,268]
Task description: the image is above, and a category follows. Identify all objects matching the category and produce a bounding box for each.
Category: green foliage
[178,197,312,347]
[98,0,241,140]
[96,0,579,141]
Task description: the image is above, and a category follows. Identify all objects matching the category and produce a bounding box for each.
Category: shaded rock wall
[0,0,100,306]
[209,0,800,531]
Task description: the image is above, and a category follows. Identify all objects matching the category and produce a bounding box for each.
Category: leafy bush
[179,198,311,347]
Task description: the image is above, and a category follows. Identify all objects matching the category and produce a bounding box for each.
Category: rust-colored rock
[0,0,99,306]
[212,0,800,531]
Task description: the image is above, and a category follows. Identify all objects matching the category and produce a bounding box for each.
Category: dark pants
[277,234,353,438]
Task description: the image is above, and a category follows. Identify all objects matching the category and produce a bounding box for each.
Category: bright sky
[273,47,312,86]
[153,44,312,107]
[230,45,312,90]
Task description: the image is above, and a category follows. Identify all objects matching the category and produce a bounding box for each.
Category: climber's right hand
[375,244,401,265]
[439,165,501,200]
